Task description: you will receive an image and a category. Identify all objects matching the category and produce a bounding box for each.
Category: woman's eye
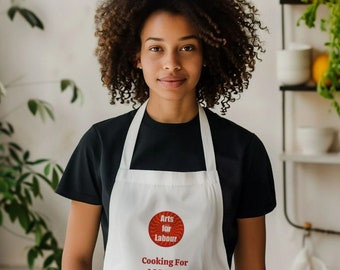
[181,45,194,51]
[150,46,162,52]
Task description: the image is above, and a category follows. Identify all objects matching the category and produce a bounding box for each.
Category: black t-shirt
[56,108,276,266]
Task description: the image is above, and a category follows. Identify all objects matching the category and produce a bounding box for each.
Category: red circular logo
[148,211,184,247]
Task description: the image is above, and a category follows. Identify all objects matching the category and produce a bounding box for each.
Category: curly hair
[95,0,267,113]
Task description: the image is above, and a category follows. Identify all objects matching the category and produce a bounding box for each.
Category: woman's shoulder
[205,108,254,139]
[205,108,268,153]
[78,109,137,148]
[92,109,137,133]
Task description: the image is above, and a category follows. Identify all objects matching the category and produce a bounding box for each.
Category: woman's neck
[146,98,198,124]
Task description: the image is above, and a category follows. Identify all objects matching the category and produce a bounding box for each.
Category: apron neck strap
[120,100,216,171]
[198,105,216,171]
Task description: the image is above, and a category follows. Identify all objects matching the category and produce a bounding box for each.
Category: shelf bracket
[282,161,340,235]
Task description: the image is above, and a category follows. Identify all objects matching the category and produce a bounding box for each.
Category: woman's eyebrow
[179,35,199,41]
[145,35,199,42]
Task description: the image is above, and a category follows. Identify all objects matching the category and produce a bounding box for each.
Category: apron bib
[103,102,229,270]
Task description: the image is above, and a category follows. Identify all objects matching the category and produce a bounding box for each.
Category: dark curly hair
[95,0,267,114]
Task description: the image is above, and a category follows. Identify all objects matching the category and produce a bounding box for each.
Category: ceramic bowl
[277,67,311,86]
[276,43,312,85]
[296,127,335,154]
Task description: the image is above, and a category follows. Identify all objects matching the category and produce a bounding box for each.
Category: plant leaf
[9,142,22,151]
[44,163,51,176]
[26,220,35,234]
[4,202,18,222]
[27,247,38,270]
[52,168,59,189]
[28,99,55,121]
[0,180,9,193]
[24,188,33,205]
[7,122,14,133]
[0,122,15,136]
[18,205,30,231]
[36,173,50,186]
[37,102,46,122]
[32,176,41,197]
[43,253,55,268]
[317,83,333,99]
[27,158,49,165]
[331,100,340,117]
[71,86,78,103]
[297,1,320,29]
[56,164,64,174]
[35,224,43,246]
[60,79,83,104]
[45,105,55,121]
[40,231,53,249]
[18,8,44,30]
[23,150,30,161]
[17,172,32,185]
[9,148,22,164]
[60,79,71,91]
[7,6,19,20]
[28,99,38,115]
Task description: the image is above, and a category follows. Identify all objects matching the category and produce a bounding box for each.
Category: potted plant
[1,2,82,269]
[298,0,340,117]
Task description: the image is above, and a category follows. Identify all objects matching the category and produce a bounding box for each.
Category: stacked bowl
[277,43,312,86]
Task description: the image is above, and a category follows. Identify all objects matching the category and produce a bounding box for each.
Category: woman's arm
[62,200,102,270]
[234,216,266,270]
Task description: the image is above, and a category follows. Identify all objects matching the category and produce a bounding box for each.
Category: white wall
[1,1,339,269]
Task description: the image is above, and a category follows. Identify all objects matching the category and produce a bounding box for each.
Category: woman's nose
[163,53,182,71]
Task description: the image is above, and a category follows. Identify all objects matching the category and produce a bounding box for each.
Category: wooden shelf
[280,0,310,4]
[280,85,316,91]
[281,152,340,164]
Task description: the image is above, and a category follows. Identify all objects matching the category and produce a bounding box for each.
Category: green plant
[0,2,82,270]
[298,0,340,117]
[0,80,80,270]
[0,122,63,270]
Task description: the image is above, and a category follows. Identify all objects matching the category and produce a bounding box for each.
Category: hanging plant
[298,0,340,117]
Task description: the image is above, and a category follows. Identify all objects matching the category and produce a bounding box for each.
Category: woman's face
[137,11,203,103]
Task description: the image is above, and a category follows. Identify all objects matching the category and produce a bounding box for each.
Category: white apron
[103,101,229,270]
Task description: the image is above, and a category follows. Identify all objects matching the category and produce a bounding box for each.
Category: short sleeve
[236,135,276,218]
[56,127,102,205]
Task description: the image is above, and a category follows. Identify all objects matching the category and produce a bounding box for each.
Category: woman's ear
[135,53,142,69]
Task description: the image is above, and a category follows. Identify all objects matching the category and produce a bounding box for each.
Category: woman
[57,0,276,269]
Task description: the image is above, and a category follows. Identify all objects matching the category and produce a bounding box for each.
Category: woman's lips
[157,77,186,88]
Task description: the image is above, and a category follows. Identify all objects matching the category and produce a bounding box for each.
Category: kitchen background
[0,0,339,269]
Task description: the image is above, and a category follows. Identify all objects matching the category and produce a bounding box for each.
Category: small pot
[296,126,335,154]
